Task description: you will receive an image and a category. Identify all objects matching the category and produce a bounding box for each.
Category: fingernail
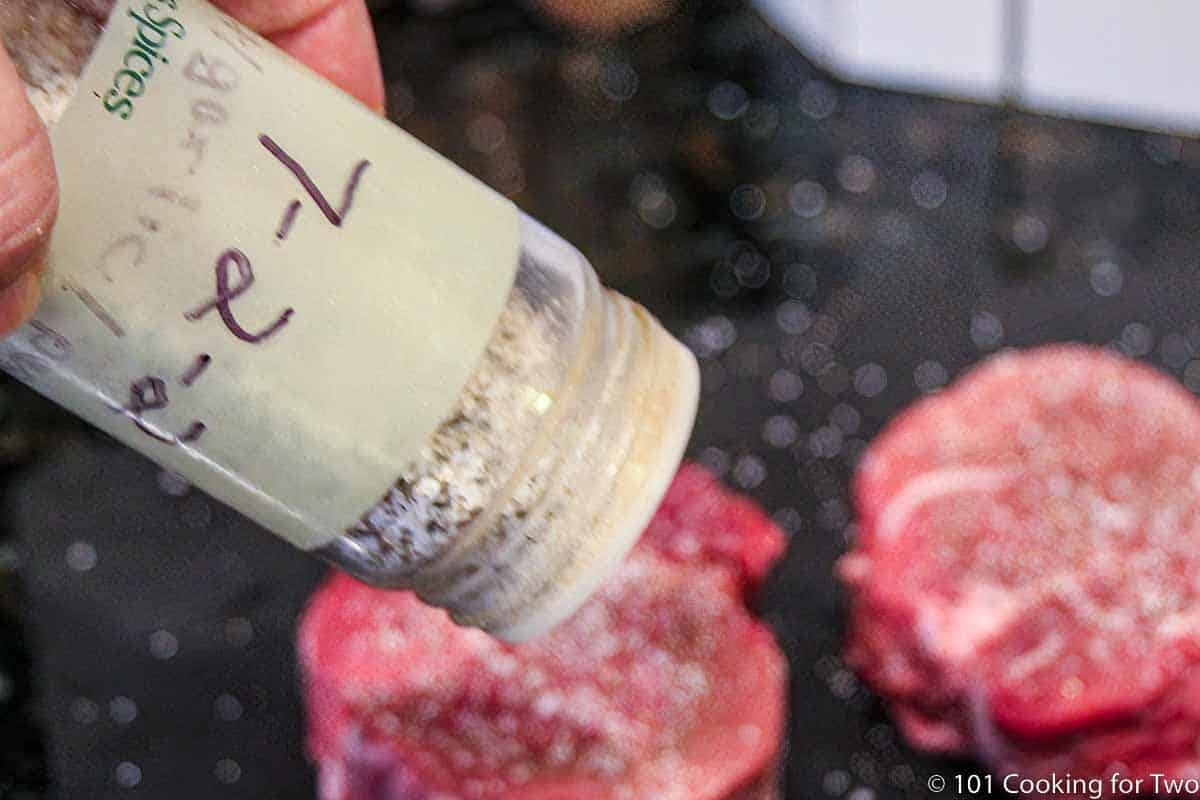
[0,272,42,334]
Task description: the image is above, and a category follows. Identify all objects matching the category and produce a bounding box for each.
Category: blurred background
[4,0,1200,797]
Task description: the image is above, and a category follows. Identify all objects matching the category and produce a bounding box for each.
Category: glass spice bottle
[0,0,698,641]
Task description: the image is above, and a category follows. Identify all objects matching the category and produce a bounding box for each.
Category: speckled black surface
[3,1,1200,798]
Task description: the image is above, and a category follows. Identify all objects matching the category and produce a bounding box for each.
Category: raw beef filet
[300,464,788,800]
[842,345,1200,789]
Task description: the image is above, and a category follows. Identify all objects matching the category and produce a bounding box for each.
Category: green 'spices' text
[102,1,186,119]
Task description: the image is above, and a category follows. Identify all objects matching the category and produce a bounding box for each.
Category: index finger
[210,0,385,112]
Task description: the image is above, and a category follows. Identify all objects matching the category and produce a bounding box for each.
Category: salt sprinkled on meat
[843,345,1200,793]
[321,553,754,793]
[300,465,787,800]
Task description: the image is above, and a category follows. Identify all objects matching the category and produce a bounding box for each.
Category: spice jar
[0,0,698,641]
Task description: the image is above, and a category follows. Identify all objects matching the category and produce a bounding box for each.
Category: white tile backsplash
[1022,0,1200,134]
[754,0,1006,101]
[836,0,1006,101]
[754,0,1200,136]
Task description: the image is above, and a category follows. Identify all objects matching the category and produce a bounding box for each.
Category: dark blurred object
[368,0,676,36]
[531,0,677,37]
[8,431,324,799]
[0,523,47,800]
[7,0,1200,798]
[0,381,72,800]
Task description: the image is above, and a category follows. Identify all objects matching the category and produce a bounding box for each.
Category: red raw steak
[300,464,787,800]
[842,345,1200,789]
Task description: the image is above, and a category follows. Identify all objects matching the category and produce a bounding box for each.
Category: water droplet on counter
[687,316,738,358]
[763,415,799,448]
[601,60,638,102]
[970,311,1004,350]
[837,156,876,194]
[707,81,748,120]
[66,542,97,572]
[810,425,844,459]
[114,762,141,788]
[1011,213,1049,253]
[823,769,852,796]
[1119,322,1153,357]
[772,507,803,536]
[788,181,827,219]
[914,360,949,393]
[730,184,766,221]
[109,696,138,725]
[910,171,948,209]
[698,446,730,477]
[148,630,178,660]
[732,455,767,489]
[767,369,804,403]
[810,314,840,344]
[215,758,242,784]
[830,404,861,435]
[830,666,859,695]
[214,693,243,722]
[732,246,771,288]
[776,301,812,335]
[629,173,677,229]
[853,364,887,398]
[800,343,834,375]
[1089,260,1123,297]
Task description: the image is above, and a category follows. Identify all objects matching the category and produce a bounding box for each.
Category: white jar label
[0,0,520,549]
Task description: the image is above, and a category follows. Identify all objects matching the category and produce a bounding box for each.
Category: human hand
[0,0,384,336]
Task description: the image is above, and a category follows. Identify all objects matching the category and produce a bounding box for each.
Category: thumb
[0,43,56,334]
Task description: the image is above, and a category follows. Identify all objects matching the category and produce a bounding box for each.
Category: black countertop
[4,1,1200,798]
